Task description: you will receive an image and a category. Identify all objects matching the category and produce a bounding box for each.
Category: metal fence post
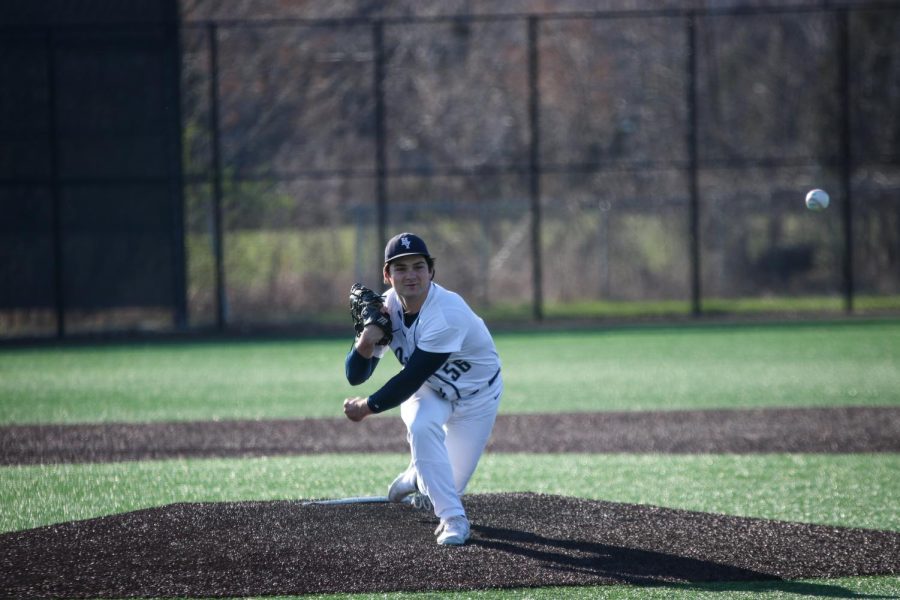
[46,28,65,338]
[373,21,388,251]
[167,0,187,330]
[528,16,543,321]
[207,22,227,330]
[838,8,854,313]
[686,12,702,317]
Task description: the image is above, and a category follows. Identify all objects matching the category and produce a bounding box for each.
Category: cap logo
[400,236,411,249]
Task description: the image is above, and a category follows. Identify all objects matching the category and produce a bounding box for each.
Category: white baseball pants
[399,379,502,520]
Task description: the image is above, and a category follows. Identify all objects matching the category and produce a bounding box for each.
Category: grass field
[1,319,899,599]
[1,319,898,424]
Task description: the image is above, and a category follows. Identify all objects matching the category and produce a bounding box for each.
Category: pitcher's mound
[3,493,899,598]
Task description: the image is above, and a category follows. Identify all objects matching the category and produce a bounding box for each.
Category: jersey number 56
[441,360,471,381]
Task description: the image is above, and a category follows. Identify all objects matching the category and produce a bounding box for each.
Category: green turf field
[1,319,898,424]
[4,454,899,534]
[1,319,899,599]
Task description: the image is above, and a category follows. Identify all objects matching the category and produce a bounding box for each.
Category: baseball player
[343,232,503,546]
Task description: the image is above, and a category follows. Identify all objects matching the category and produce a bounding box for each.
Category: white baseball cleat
[387,462,418,503]
[435,515,470,546]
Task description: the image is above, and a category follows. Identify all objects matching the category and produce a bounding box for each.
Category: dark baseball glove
[349,283,392,346]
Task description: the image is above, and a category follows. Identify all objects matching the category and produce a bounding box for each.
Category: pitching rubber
[301,495,392,506]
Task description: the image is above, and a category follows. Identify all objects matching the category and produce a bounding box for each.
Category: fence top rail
[182,2,898,29]
[1,1,897,33]
[183,1,899,29]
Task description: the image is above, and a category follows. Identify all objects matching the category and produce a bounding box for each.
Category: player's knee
[406,418,444,444]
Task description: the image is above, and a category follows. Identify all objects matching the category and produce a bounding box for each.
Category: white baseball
[805,189,830,211]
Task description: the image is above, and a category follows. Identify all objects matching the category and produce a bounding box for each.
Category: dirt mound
[3,493,898,598]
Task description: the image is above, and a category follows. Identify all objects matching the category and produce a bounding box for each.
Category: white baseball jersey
[374,282,501,401]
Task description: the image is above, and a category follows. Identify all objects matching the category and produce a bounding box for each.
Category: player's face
[386,255,431,310]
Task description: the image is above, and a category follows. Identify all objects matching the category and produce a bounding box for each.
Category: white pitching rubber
[301,495,392,506]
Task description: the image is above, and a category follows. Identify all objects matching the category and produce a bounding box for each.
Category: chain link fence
[2,2,899,338]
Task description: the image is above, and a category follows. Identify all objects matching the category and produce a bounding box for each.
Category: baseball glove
[349,283,392,346]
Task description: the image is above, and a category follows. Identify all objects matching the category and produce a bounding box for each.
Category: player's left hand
[343,396,372,422]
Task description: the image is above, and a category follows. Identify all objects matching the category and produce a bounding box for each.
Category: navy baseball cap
[384,232,432,264]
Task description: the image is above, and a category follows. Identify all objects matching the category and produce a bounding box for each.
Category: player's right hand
[343,396,372,422]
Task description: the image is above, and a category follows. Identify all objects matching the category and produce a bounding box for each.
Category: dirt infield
[2,493,899,598]
[3,408,898,597]
[3,406,899,464]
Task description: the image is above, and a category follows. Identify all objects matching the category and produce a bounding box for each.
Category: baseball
[805,189,830,211]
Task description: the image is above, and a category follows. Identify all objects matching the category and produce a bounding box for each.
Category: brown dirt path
[2,406,899,465]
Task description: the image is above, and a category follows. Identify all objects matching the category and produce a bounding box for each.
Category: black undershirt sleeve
[366,349,451,414]
[345,348,380,385]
